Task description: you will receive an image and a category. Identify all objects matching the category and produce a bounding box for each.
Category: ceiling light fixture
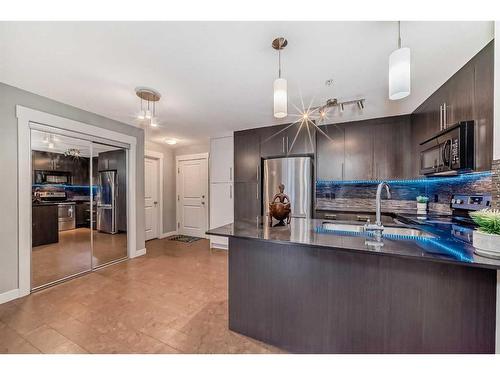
[164,138,177,145]
[136,87,161,127]
[389,21,411,100]
[312,98,365,120]
[272,37,288,119]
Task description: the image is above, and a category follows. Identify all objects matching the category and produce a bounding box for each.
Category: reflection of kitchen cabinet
[76,202,95,228]
[32,151,53,171]
[32,204,58,246]
[32,151,91,185]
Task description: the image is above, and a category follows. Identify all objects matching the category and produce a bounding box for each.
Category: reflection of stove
[451,224,474,243]
[414,193,491,244]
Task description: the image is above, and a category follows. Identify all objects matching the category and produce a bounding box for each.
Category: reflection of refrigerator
[263,157,312,219]
[97,170,117,234]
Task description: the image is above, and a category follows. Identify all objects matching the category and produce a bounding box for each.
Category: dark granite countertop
[207,216,500,270]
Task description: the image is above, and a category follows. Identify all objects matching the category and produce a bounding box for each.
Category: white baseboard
[0,289,20,304]
[211,242,228,250]
[159,231,177,239]
[132,248,146,258]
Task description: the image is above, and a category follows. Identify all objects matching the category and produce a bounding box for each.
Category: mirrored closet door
[30,128,128,290]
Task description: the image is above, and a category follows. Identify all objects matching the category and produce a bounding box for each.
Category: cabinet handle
[229,167,232,181]
[256,184,259,200]
[282,137,285,153]
[230,185,232,199]
[439,105,443,130]
[256,165,259,182]
[286,136,289,153]
[341,162,345,180]
[443,102,447,129]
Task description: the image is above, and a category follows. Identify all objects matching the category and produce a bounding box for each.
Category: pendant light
[272,37,288,118]
[135,87,161,127]
[389,21,410,100]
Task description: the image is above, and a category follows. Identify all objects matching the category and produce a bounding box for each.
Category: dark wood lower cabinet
[228,237,497,353]
[32,205,59,247]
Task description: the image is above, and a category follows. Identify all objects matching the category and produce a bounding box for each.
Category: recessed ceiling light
[164,138,177,145]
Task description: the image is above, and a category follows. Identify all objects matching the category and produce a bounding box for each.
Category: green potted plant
[469,209,500,258]
[416,196,429,214]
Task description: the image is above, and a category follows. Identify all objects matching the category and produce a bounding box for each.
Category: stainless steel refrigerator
[97,170,117,234]
[263,157,312,219]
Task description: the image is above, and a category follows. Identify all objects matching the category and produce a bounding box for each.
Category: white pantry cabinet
[209,136,234,249]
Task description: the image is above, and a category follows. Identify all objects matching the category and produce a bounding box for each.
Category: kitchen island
[207,217,499,353]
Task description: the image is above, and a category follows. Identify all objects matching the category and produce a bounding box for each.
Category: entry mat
[168,235,202,243]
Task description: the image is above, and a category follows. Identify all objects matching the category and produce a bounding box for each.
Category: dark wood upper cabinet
[260,123,316,158]
[316,124,345,181]
[344,122,373,180]
[234,129,261,183]
[259,125,287,158]
[411,40,493,175]
[373,116,412,179]
[317,116,411,181]
[286,122,316,155]
[473,41,494,171]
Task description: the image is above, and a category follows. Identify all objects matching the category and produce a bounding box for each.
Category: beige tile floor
[1,238,283,354]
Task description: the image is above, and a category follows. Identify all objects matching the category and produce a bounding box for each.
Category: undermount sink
[321,222,435,239]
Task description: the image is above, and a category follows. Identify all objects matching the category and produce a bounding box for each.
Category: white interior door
[177,157,208,238]
[144,157,159,241]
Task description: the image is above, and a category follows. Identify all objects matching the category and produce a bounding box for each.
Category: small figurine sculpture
[268,183,291,227]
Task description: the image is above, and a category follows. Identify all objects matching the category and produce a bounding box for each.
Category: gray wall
[145,141,176,233]
[0,82,146,294]
[174,142,210,156]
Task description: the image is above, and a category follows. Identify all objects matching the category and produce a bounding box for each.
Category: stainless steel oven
[419,121,474,176]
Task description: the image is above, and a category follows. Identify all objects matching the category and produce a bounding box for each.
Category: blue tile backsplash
[316,172,492,214]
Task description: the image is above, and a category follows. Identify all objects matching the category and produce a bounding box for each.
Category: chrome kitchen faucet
[364,182,391,239]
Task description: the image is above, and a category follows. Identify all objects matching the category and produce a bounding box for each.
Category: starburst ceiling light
[272,37,288,119]
[136,87,161,127]
[389,21,411,100]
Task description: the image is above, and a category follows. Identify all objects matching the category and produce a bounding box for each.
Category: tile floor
[0,238,283,354]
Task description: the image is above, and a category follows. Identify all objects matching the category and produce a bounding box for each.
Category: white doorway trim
[175,152,209,238]
[144,149,164,240]
[16,105,139,299]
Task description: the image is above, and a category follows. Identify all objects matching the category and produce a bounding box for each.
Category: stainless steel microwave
[419,121,474,176]
[34,170,72,185]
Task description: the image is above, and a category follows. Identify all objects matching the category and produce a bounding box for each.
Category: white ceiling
[0,21,494,147]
